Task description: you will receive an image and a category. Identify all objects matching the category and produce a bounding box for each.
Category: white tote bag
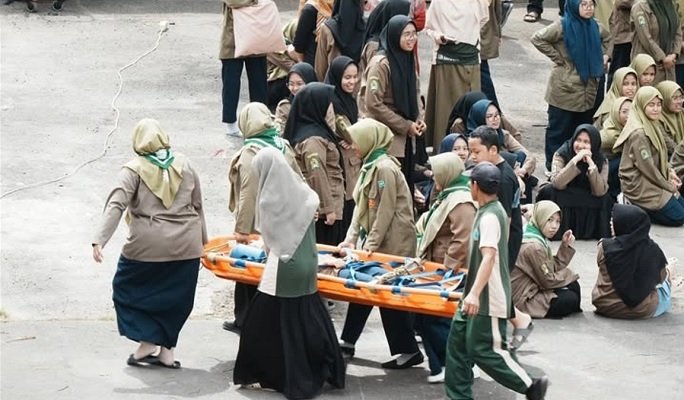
[233,0,287,58]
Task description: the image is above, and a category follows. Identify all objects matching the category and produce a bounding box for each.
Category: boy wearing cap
[445,162,549,400]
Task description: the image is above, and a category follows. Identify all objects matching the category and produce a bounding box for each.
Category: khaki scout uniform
[630,0,683,83]
[511,242,577,318]
[344,157,416,255]
[550,154,610,196]
[314,25,342,85]
[532,20,610,113]
[295,136,345,219]
[619,129,678,210]
[363,56,423,158]
[421,204,475,269]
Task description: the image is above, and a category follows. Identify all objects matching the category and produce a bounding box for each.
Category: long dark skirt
[316,218,344,246]
[234,291,345,400]
[536,184,612,240]
[113,255,199,348]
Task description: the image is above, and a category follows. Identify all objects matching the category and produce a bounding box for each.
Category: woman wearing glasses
[532,0,610,173]
[274,63,318,133]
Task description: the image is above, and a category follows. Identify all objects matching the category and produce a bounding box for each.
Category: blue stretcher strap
[233,259,246,268]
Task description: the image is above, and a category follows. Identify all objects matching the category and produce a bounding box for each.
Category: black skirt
[234,291,345,400]
[112,256,199,348]
[536,184,613,240]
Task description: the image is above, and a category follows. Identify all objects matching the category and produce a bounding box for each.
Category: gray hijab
[253,147,319,262]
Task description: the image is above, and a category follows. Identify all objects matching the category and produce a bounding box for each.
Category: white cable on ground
[0,26,168,200]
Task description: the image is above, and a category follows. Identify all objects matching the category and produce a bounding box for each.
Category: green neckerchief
[244,127,285,152]
[356,148,389,241]
[523,223,552,261]
[423,175,470,227]
[144,149,175,169]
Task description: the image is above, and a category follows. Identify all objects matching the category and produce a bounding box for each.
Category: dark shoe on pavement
[127,353,159,367]
[222,320,241,335]
[381,352,424,369]
[526,376,549,400]
[339,341,355,359]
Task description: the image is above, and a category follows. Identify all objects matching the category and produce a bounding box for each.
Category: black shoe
[339,341,355,359]
[222,320,241,335]
[526,376,549,400]
[381,352,424,369]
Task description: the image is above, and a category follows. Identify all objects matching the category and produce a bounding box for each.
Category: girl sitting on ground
[629,53,657,87]
[439,133,472,168]
[592,204,682,319]
[600,96,632,201]
[512,200,582,319]
[655,80,684,155]
[592,66,638,128]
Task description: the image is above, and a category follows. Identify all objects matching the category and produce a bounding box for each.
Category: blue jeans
[646,195,684,227]
[545,105,594,170]
[221,57,267,123]
[653,279,672,317]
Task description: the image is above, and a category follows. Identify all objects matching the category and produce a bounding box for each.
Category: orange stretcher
[202,235,466,318]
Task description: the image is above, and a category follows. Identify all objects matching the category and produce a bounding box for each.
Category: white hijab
[253,147,319,262]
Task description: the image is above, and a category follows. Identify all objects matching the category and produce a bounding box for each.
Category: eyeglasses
[485,113,501,120]
[672,95,684,102]
[579,1,595,8]
[401,31,417,39]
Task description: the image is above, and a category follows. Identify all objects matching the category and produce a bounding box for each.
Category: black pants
[221,57,268,123]
[545,281,581,318]
[341,303,420,355]
[527,0,565,15]
[607,43,632,88]
[233,282,258,328]
[480,59,499,108]
[267,77,289,112]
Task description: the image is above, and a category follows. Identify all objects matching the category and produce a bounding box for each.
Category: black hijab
[325,0,365,62]
[556,123,606,187]
[446,91,488,135]
[324,55,359,124]
[287,62,318,101]
[602,204,667,308]
[378,15,418,121]
[364,0,411,44]
[282,82,338,146]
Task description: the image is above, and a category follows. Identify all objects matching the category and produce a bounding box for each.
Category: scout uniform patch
[369,78,380,92]
[640,148,650,160]
[306,153,321,170]
[368,198,378,209]
[637,14,646,26]
[540,263,549,275]
[378,180,385,189]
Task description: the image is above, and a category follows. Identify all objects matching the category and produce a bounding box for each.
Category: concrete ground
[1,1,683,399]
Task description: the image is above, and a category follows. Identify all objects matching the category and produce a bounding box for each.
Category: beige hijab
[124,119,186,208]
[655,80,684,145]
[613,86,670,177]
[594,67,638,120]
[629,54,657,86]
[600,96,631,155]
[522,200,561,263]
[416,153,473,259]
[253,147,319,262]
[349,119,398,236]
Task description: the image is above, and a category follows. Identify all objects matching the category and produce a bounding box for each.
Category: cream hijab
[593,67,638,120]
[522,200,561,262]
[629,54,657,86]
[600,96,631,155]
[614,86,669,177]
[349,119,398,236]
[253,147,319,262]
[655,80,684,145]
[124,119,186,208]
[416,152,473,260]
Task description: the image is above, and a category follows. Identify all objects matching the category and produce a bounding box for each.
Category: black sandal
[127,353,159,367]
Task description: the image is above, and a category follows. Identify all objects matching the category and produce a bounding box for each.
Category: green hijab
[416,153,473,259]
[647,0,680,54]
[614,86,670,177]
[522,200,561,262]
[124,118,186,209]
[601,96,632,155]
[349,119,398,237]
[629,54,657,86]
[594,67,638,120]
[655,80,684,145]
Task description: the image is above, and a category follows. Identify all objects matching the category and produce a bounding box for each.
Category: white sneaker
[226,122,241,137]
[427,368,445,384]
[472,365,481,379]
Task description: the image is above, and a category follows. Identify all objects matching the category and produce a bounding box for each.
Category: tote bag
[233,0,287,57]
[222,0,257,9]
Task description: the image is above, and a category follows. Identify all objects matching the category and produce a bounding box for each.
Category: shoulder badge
[637,14,646,26]
[540,263,550,275]
[369,78,380,92]
[368,198,378,209]
[639,148,650,160]
[378,179,385,189]
[306,153,321,170]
